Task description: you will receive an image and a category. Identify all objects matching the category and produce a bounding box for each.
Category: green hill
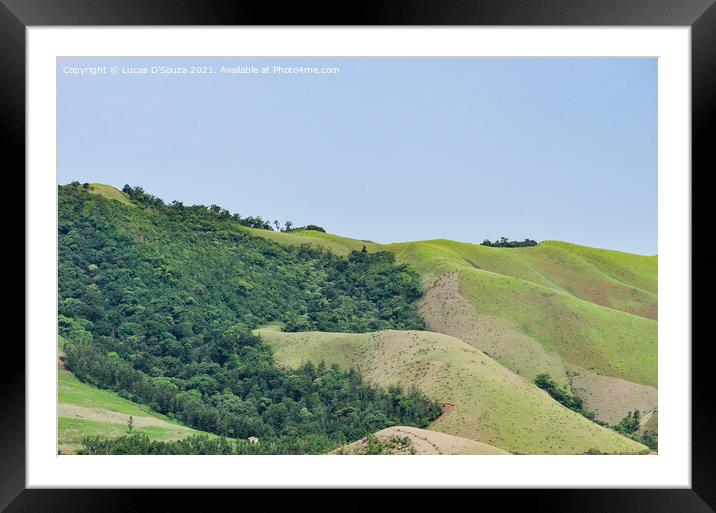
[247,229,658,424]
[58,183,441,453]
[251,229,656,319]
[398,240,657,423]
[59,183,657,453]
[87,182,134,206]
[258,327,648,455]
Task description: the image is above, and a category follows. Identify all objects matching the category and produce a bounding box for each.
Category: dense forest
[59,183,439,452]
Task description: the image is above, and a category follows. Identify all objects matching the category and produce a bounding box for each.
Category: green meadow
[58,368,210,453]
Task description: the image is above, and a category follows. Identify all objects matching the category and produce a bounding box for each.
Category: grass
[87,183,134,206]
[242,227,372,256]
[246,229,656,319]
[58,367,209,454]
[58,418,194,450]
[257,328,648,455]
[247,229,657,388]
[639,409,658,436]
[59,368,154,416]
[388,239,657,320]
[455,266,657,386]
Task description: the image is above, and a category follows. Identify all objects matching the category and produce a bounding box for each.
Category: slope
[248,228,656,320]
[247,228,657,422]
[78,185,657,425]
[334,426,510,455]
[87,183,134,206]
[59,366,209,454]
[258,328,648,455]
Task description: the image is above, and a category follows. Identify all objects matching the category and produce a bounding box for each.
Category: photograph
[2,0,710,506]
[56,56,659,456]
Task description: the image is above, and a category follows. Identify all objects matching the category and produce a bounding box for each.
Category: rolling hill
[258,327,648,454]
[66,183,657,452]
[247,228,658,425]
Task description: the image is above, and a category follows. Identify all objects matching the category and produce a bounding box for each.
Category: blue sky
[58,57,657,255]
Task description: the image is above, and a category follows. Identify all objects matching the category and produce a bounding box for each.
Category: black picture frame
[2,1,713,511]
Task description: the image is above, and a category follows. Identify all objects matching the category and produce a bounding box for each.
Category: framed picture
[3,0,713,510]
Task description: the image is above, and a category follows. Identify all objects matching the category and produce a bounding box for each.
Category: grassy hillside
[258,328,648,455]
[249,229,656,320]
[58,367,207,454]
[401,240,658,421]
[248,228,658,422]
[87,183,134,206]
[397,239,655,319]
[242,227,369,256]
[639,409,658,436]
[254,229,656,319]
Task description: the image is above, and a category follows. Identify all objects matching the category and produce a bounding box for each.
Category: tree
[642,429,658,450]
[534,373,555,390]
[615,410,641,434]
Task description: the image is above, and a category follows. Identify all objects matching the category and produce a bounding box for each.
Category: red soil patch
[58,349,67,371]
[427,403,454,429]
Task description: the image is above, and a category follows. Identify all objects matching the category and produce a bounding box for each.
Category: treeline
[118,183,325,234]
[481,237,538,248]
[285,224,326,233]
[78,431,416,455]
[63,336,439,443]
[120,184,274,230]
[78,433,335,455]
[534,373,657,450]
[58,184,437,451]
[534,373,595,420]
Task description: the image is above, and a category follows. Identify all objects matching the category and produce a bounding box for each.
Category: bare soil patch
[569,371,657,424]
[336,426,510,455]
[418,272,568,385]
[58,403,179,429]
[427,403,454,429]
